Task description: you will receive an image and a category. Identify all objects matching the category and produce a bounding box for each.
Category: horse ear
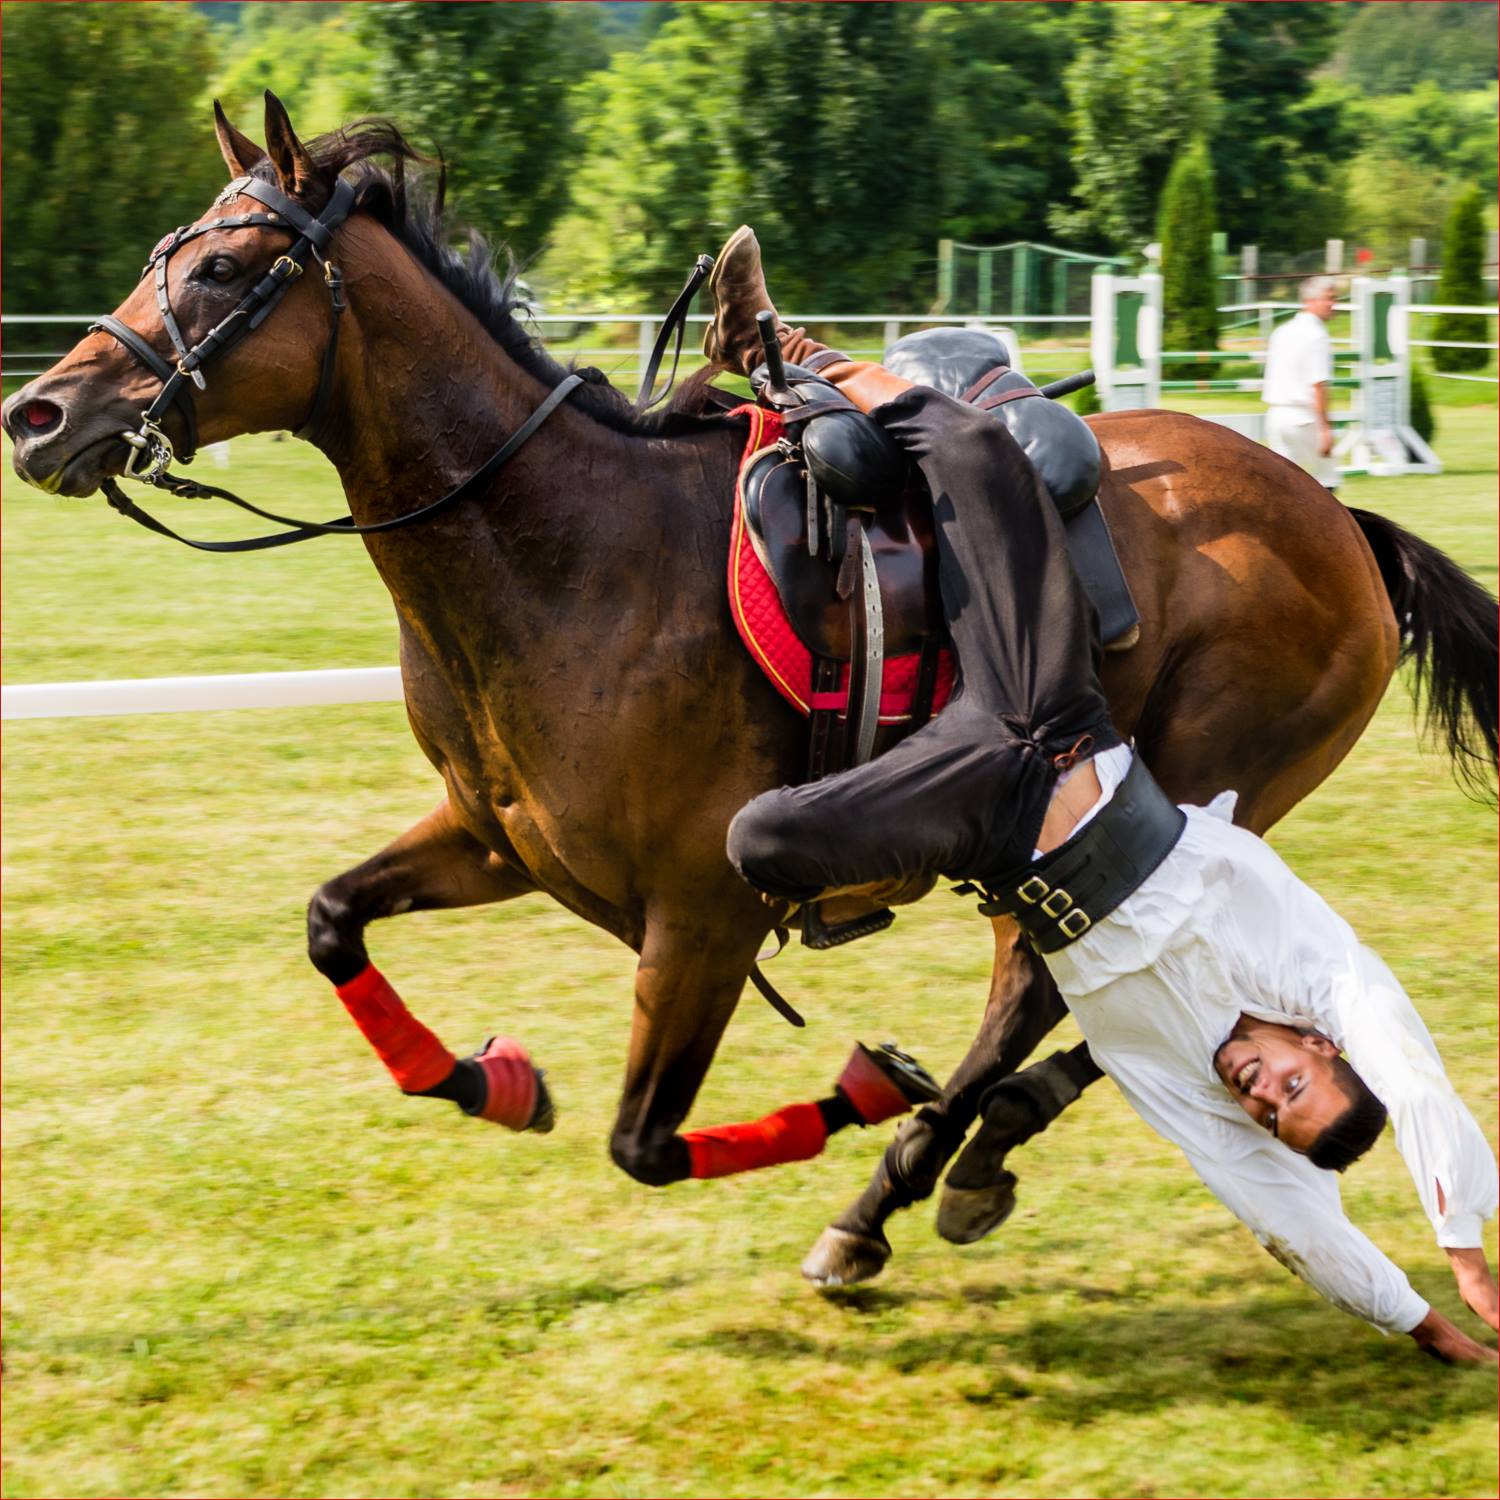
[262,90,324,199]
[214,100,266,177]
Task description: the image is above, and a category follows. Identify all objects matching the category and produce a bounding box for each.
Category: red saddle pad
[727,404,955,725]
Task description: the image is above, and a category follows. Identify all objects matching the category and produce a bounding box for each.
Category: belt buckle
[1058,908,1092,939]
[1040,887,1073,917]
[1016,874,1050,905]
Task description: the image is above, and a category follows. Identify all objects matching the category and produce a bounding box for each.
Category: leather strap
[977,387,1045,410]
[748,962,806,1027]
[974,755,1186,954]
[636,254,713,409]
[847,519,884,766]
[102,371,590,553]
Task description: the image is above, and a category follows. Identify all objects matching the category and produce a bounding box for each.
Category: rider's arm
[1184,1135,1430,1337]
[1284,911,1497,1252]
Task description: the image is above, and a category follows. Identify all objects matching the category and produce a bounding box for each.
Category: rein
[93,176,710,553]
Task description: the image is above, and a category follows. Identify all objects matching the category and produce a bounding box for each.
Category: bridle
[92,170,710,553]
[95,173,355,481]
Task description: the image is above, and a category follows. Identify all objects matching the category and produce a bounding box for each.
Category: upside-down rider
[700,225,1499,1366]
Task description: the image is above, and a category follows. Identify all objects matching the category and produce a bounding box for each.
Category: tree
[1158,140,1219,374]
[209,5,374,138]
[547,4,950,312]
[1209,5,1350,250]
[349,3,605,261]
[1431,187,1491,374]
[1049,3,1219,252]
[2,2,224,315]
[713,4,943,312]
[1331,2,1499,96]
[912,4,1078,246]
[540,7,738,307]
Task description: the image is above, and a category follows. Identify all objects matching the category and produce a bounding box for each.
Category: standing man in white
[1262,275,1339,487]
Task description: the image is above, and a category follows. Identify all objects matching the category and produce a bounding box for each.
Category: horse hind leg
[307,797,548,1130]
[802,918,1074,1286]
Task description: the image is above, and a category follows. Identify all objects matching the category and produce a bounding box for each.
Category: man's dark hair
[1307,1057,1388,1172]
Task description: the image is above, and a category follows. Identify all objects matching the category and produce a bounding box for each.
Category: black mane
[255,120,728,437]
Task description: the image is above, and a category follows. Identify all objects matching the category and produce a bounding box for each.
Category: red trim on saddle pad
[726,405,955,724]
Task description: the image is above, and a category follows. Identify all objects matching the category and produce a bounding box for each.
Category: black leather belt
[977,754,1186,954]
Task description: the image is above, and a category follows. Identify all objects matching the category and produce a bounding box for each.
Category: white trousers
[1265,405,1337,487]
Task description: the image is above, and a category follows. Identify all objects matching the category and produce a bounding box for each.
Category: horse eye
[202,256,240,285]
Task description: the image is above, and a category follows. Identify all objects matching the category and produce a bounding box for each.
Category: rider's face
[1213,1018,1349,1154]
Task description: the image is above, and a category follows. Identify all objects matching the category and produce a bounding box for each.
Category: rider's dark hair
[1306,1057,1388,1172]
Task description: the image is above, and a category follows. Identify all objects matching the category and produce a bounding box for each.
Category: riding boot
[704,224,920,412]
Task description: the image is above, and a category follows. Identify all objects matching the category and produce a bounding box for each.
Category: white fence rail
[2,667,403,721]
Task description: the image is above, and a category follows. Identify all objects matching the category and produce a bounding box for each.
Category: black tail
[1350,507,1498,802]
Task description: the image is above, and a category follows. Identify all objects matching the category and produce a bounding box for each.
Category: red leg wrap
[683,1101,829,1179]
[334,964,455,1094]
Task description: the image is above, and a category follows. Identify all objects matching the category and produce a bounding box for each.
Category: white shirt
[1041,747,1497,1335]
[1261,310,1333,411]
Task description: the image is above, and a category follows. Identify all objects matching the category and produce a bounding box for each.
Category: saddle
[727,328,1140,952]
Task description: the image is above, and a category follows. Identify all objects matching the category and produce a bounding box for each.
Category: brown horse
[5,101,1494,1271]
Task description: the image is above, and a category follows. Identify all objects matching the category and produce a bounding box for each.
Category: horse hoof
[528,1071,556,1134]
[935,1170,1018,1245]
[801,1226,891,1288]
[465,1037,554,1132]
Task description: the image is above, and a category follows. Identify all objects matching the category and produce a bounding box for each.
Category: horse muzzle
[2,379,143,497]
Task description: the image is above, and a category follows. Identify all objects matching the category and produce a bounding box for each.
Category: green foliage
[1158,140,1219,373]
[715,5,942,312]
[1432,187,1492,374]
[1050,3,1219,252]
[548,4,1092,311]
[1355,84,1500,199]
[1209,5,1350,251]
[551,4,952,312]
[348,3,604,260]
[0,2,224,315]
[208,4,373,137]
[1410,360,1437,446]
[912,5,1077,246]
[1330,2,1499,96]
[542,9,735,308]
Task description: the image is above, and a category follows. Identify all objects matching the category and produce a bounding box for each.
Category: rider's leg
[703,225,913,411]
[712,226,1120,898]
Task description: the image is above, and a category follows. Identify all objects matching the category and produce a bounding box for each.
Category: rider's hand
[1317,421,1334,458]
[1408,1306,1499,1366]
[1446,1247,1500,1332]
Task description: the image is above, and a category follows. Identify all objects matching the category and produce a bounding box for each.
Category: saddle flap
[740,446,941,662]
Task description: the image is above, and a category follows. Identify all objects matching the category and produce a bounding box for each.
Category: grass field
[3,400,1496,1498]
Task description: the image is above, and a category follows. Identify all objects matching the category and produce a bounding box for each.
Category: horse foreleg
[605,909,909,1187]
[306,798,547,1129]
[801,918,1070,1286]
[605,914,756,1186]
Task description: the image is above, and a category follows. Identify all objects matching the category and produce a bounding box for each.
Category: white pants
[1265,406,1337,487]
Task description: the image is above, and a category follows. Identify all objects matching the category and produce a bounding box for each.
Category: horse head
[3,93,362,496]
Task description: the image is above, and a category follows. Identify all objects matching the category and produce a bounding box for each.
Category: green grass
[2,405,1496,1498]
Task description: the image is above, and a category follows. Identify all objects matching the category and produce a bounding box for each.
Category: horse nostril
[19,400,63,434]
